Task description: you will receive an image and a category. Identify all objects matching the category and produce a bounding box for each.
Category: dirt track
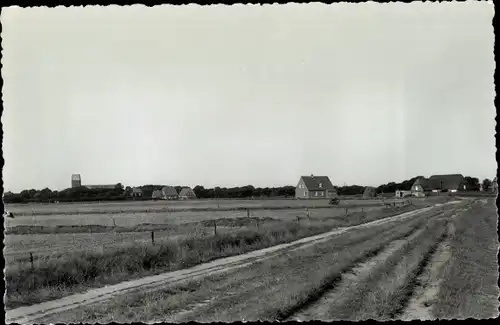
[6,202,461,324]
[287,202,468,322]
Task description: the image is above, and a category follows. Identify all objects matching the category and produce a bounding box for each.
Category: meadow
[5,206,374,228]
[5,197,404,216]
[5,197,434,309]
[4,206,384,267]
[40,198,498,323]
[4,197,448,269]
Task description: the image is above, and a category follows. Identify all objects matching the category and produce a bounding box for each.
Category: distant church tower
[71,174,82,188]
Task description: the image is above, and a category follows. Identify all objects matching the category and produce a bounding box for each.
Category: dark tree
[482,178,492,192]
[464,176,480,191]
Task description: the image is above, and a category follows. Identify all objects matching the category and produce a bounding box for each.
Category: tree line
[3,176,493,204]
[3,184,297,204]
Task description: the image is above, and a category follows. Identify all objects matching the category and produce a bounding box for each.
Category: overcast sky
[1,2,495,192]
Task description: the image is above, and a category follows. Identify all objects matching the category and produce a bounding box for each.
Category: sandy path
[290,216,457,321]
[5,206,436,325]
[291,232,422,321]
[399,215,457,320]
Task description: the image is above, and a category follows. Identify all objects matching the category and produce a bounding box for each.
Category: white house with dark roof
[295,175,337,199]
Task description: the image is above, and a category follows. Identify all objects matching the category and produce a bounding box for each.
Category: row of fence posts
[148,208,260,246]
[24,204,383,264]
[142,203,392,248]
[145,202,400,247]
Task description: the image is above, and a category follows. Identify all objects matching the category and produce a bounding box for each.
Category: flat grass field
[4,197,440,310]
[4,206,387,266]
[4,206,375,228]
[32,197,497,323]
[6,197,404,216]
[4,198,446,267]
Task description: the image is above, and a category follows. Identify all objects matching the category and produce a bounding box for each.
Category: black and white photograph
[2,1,498,323]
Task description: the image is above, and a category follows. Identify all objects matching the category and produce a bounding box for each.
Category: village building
[395,190,413,198]
[363,186,377,198]
[411,174,467,196]
[162,186,179,200]
[132,187,143,197]
[295,175,337,199]
[151,190,164,200]
[179,187,197,200]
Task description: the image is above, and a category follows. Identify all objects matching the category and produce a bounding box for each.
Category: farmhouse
[363,186,377,198]
[295,175,337,199]
[162,186,179,200]
[395,190,413,198]
[411,174,467,196]
[179,187,197,200]
[151,190,164,200]
[132,187,143,197]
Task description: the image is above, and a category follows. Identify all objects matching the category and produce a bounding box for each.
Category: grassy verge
[5,205,418,309]
[432,198,499,319]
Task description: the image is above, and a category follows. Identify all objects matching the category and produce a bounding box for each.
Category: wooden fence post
[296,216,300,224]
[304,208,309,219]
[151,231,155,246]
[29,252,34,271]
[257,218,260,229]
[247,209,250,218]
[214,220,217,235]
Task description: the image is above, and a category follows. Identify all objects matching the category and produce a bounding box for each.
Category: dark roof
[413,174,465,191]
[179,187,196,197]
[151,190,163,198]
[162,186,178,196]
[428,174,465,190]
[300,176,336,191]
[85,184,116,189]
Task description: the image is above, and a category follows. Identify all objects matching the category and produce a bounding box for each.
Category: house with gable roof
[411,174,467,196]
[162,186,179,200]
[179,187,197,200]
[295,174,338,199]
